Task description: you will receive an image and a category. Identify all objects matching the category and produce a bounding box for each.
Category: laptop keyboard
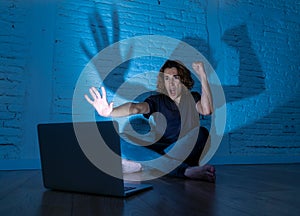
[124,186,136,191]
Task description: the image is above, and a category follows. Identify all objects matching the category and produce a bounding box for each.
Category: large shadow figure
[222,24,265,103]
[221,27,299,153]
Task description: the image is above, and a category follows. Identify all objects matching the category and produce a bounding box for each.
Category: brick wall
[213,0,300,163]
[0,0,299,168]
[0,1,29,160]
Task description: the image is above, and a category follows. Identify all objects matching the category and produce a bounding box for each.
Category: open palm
[85,87,113,117]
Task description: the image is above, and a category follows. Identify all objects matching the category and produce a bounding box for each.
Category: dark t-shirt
[143,90,201,145]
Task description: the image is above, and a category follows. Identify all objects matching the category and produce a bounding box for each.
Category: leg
[163,126,208,165]
[183,127,216,182]
[120,134,183,174]
[121,128,216,182]
[164,127,216,182]
[183,126,209,166]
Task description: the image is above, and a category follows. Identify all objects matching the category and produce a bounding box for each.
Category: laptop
[37,121,152,197]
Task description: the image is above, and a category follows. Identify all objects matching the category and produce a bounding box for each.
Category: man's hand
[192,61,207,79]
[84,87,113,117]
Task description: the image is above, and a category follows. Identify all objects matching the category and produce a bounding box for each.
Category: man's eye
[174,75,180,79]
[164,76,169,80]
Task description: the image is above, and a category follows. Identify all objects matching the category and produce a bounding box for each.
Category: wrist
[199,74,207,81]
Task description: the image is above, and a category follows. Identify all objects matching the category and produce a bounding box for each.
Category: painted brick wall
[0,2,29,160]
[213,0,300,163]
[0,0,299,169]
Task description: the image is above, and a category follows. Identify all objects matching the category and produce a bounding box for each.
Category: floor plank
[0,164,299,216]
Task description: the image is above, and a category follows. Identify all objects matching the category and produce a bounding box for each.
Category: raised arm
[84,87,149,117]
[192,62,214,115]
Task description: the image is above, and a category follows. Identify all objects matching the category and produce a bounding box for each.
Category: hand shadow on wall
[80,8,149,99]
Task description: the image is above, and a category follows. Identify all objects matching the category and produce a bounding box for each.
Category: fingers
[91,87,101,98]
[85,86,110,105]
[192,61,203,66]
[84,94,93,104]
[101,86,107,101]
[192,62,207,79]
[192,62,204,70]
[89,87,98,100]
[87,86,107,100]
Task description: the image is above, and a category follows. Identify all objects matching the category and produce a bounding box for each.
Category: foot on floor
[122,159,143,174]
[184,164,216,183]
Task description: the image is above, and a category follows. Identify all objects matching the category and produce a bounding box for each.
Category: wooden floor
[0,164,299,216]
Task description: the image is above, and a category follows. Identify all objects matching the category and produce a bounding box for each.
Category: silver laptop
[37,121,152,197]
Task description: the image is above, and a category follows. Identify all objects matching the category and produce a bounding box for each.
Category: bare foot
[184,164,216,182]
[122,159,142,174]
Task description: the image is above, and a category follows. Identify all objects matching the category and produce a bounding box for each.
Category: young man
[85,60,216,182]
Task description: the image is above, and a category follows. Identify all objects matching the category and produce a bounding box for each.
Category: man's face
[163,67,183,102]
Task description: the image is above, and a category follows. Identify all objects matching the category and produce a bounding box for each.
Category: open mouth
[169,89,176,96]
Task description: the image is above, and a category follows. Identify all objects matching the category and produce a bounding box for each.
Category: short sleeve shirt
[143,91,201,144]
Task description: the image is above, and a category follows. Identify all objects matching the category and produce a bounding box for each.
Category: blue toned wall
[0,0,299,169]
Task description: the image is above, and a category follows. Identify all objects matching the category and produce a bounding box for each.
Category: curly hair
[157,60,194,94]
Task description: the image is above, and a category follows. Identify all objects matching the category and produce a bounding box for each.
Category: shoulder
[143,92,164,118]
[145,93,167,103]
[144,93,171,112]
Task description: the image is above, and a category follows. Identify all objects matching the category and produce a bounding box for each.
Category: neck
[173,96,181,105]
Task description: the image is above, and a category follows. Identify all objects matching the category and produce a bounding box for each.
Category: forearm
[200,76,213,115]
[192,62,213,115]
[110,102,149,117]
[110,102,135,117]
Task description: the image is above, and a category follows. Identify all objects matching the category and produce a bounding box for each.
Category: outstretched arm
[84,87,149,117]
[192,62,214,115]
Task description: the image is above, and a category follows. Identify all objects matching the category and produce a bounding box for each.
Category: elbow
[202,111,212,116]
[129,103,146,115]
[130,102,149,115]
[132,107,141,115]
[201,107,213,116]
[197,104,213,116]
[129,104,139,115]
